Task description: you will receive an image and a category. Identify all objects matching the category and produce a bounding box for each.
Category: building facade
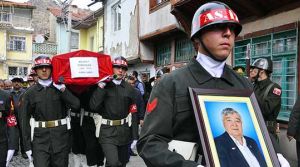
[139,0,195,78]
[47,5,91,54]
[0,1,35,80]
[73,8,104,53]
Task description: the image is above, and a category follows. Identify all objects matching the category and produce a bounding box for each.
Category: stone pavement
[8,149,146,167]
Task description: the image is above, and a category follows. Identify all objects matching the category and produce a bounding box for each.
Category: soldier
[250,58,281,136]
[90,56,138,167]
[19,55,80,167]
[137,2,252,166]
[0,89,11,167]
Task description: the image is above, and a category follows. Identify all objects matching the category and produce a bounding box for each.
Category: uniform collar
[188,58,234,86]
[256,78,271,88]
[196,52,225,78]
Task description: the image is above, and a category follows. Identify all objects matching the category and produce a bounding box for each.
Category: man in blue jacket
[214,108,267,167]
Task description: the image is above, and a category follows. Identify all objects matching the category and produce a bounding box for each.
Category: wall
[104,0,138,60]
[240,7,300,36]
[138,1,181,61]
[56,23,79,54]
[79,29,87,50]
[29,0,58,35]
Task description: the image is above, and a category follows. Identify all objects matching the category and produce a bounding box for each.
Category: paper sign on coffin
[52,50,113,94]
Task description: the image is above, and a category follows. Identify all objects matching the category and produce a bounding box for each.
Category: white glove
[277,153,290,167]
[197,165,204,167]
[131,140,138,149]
[53,83,66,91]
[97,82,106,89]
[26,150,33,162]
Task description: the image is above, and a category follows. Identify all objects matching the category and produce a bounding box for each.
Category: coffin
[52,50,113,94]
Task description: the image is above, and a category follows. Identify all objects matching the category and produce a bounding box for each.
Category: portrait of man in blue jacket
[214,107,267,167]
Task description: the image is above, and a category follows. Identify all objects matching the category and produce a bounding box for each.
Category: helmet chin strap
[200,38,226,62]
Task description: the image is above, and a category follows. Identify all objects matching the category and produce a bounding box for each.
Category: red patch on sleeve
[273,88,281,96]
[129,104,137,113]
[146,98,158,113]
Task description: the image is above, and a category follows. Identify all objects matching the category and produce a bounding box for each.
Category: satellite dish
[35,35,45,43]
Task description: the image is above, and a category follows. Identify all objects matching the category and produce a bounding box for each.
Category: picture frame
[188,88,280,167]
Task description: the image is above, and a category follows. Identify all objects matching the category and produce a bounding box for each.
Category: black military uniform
[137,59,252,167]
[251,58,282,135]
[287,96,300,167]
[20,83,80,167]
[71,86,104,166]
[90,80,138,167]
[0,90,10,167]
[254,78,281,132]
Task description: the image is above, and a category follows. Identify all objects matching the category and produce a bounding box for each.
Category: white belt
[101,114,130,126]
[70,112,80,117]
[34,118,68,128]
[84,111,97,117]
[70,111,96,118]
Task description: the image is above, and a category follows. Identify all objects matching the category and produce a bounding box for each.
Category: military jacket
[287,96,300,141]
[0,90,10,144]
[254,78,281,122]
[20,83,80,153]
[90,80,138,145]
[137,59,252,167]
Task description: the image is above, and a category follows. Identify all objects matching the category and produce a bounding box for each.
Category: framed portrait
[189,88,280,167]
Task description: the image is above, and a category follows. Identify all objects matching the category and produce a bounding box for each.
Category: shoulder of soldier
[270,81,282,96]
[22,85,37,97]
[271,82,281,89]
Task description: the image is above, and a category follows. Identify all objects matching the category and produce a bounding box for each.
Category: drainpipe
[137,0,141,62]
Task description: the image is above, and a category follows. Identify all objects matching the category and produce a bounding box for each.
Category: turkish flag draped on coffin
[52,50,113,94]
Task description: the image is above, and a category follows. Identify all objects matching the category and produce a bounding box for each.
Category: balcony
[33,43,58,55]
[0,12,13,29]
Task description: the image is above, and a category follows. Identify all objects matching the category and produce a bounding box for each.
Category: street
[8,149,146,167]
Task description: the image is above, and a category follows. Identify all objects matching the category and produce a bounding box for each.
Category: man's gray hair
[222,107,241,119]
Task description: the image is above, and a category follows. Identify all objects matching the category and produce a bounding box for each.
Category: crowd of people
[0,1,300,167]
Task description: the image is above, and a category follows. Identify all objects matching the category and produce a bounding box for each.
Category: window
[175,38,196,62]
[8,66,28,76]
[9,36,26,51]
[149,0,169,10]
[71,32,79,49]
[156,42,171,66]
[112,1,121,31]
[0,12,11,22]
[233,29,298,122]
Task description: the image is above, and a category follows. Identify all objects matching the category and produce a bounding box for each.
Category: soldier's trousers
[33,147,69,167]
[82,122,104,166]
[101,143,128,167]
[297,141,300,167]
[0,141,7,167]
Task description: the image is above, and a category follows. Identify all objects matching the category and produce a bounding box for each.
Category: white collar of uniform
[112,79,122,85]
[196,52,225,78]
[38,78,52,87]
